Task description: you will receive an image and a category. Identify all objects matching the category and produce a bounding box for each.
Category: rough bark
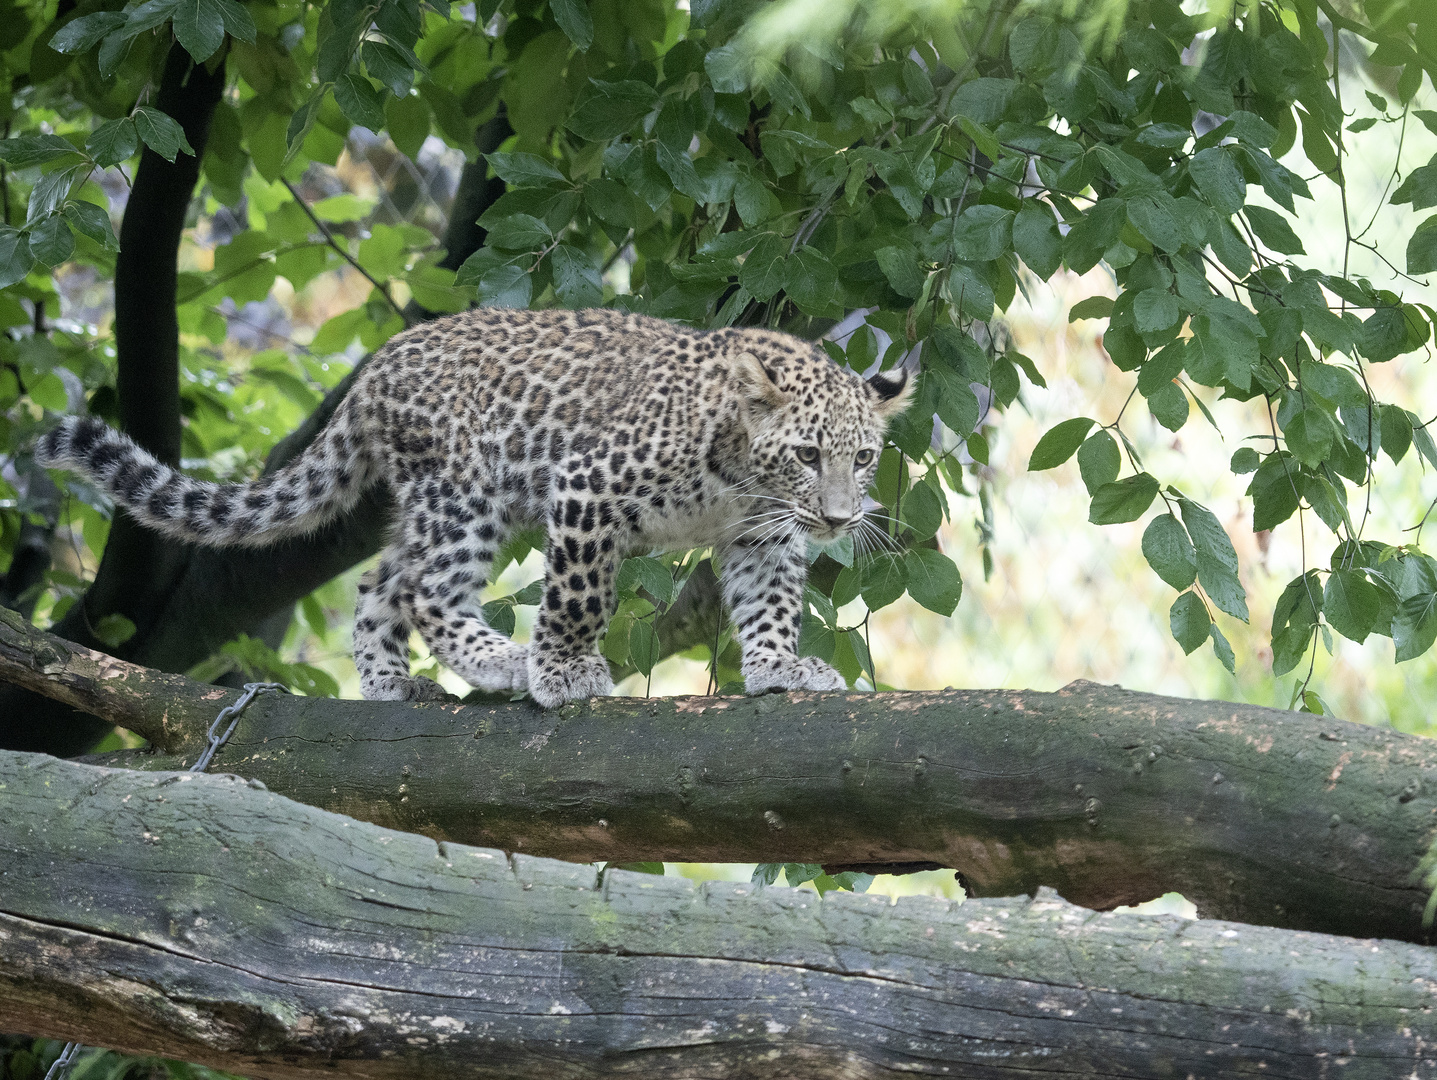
[0,607,233,753]
[2,751,1434,1080]
[4,619,1430,942]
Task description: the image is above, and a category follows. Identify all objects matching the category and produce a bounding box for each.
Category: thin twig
[281,178,411,327]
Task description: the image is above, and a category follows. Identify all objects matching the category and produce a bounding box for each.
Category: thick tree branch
[6,620,1434,942]
[0,608,233,752]
[2,751,1434,1079]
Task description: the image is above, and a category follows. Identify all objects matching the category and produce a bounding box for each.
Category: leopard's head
[732,344,913,544]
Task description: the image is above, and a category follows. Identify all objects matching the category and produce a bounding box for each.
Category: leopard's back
[354,307,756,527]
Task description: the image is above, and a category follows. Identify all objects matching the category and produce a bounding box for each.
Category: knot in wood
[763,810,784,830]
[1400,778,1422,803]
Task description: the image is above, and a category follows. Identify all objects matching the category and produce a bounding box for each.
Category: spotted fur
[39,308,912,707]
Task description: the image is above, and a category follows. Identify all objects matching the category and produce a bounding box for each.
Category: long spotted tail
[37,401,376,548]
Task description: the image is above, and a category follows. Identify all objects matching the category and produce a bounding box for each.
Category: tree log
[1,751,1434,1079]
[2,618,1431,941]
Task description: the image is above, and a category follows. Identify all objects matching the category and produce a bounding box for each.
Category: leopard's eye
[854,448,875,467]
[796,445,820,465]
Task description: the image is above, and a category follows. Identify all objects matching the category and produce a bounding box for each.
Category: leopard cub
[40,307,912,708]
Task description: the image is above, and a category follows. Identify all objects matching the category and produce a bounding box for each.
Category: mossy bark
[78,674,1437,943]
[3,751,1434,1079]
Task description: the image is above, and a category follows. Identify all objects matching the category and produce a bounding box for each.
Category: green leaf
[784,247,841,318]
[1147,382,1189,432]
[1134,289,1179,333]
[63,201,118,250]
[1284,407,1335,468]
[1408,215,1437,275]
[903,480,943,542]
[1324,568,1381,643]
[311,192,375,222]
[480,264,532,307]
[1244,205,1306,255]
[950,205,1014,262]
[738,232,788,301]
[1209,623,1236,673]
[0,227,37,288]
[123,0,181,37]
[1126,191,1186,252]
[363,39,417,97]
[456,249,534,308]
[1395,592,1437,662]
[334,72,387,133]
[1230,447,1260,474]
[875,244,925,298]
[28,213,73,266]
[1088,473,1160,524]
[629,619,659,676]
[1381,404,1413,463]
[0,135,81,168]
[1012,202,1062,279]
[487,151,566,187]
[551,244,601,308]
[1076,431,1120,494]
[568,80,660,141]
[1029,417,1096,470]
[172,0,226,62]
[1169,592,1210,654]
[50,11,128,53]
[904,548,962,616]
[1299,360,1367,408]
[1187,146,1245,215]
[1180,498,1248,620]
[1068,295,1113,321]
[1247,452,1301,532]
[1392,164,1437,212]
[215,0,256,41]
[486,213,553,251]
[1143,513,1197,590]
[86,117,139,168]
[550,0,593,50]
[860,555,906,611]
[94,613,137,647]
[620,555,676,606]
[134,106,196,162]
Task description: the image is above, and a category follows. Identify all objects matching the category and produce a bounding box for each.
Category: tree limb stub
[2,751,1434,1079]
[0,616,1420,940]
[0,608,231,752]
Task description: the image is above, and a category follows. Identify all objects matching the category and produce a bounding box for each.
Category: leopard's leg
[396,487,528,695]
[353,545,450,701]
[722,538,846,695]
[527,522,621,709]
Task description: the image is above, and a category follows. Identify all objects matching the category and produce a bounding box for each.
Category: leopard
[38,307,913,709]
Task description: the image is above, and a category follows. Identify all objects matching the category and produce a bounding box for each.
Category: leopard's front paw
[470,641,530,694]
[362,674,458,702]
[528,654,614,709]
[743,655,847,695]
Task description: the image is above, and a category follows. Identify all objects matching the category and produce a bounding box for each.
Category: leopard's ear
[733,351,789,412]
[866,367,914,420]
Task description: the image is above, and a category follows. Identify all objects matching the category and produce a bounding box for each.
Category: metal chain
[41,1041,80,1080]
[190,681,287,773]
[45,681,287,1079]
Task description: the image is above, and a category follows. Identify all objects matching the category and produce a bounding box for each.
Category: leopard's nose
[822,514,850,529]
